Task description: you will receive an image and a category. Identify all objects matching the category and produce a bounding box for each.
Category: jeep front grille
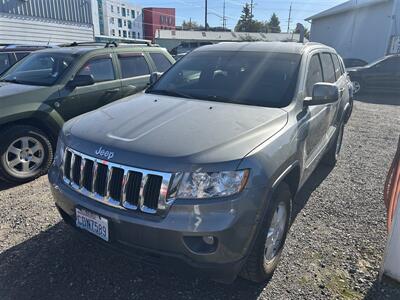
[62,148,173,215]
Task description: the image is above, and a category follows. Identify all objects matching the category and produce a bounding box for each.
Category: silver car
[48,42,352,283]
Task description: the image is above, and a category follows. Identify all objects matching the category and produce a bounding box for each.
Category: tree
[268,13,281,33]
[235,3,253,32]
[235,3,268,32]
[182,20,200,30]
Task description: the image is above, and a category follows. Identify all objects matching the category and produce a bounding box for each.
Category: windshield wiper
[148,89,194,99]
[199,94,234,103]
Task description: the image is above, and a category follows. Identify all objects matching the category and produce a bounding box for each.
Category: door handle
[106,88,119,94]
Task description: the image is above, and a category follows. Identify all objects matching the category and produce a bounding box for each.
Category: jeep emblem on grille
[95,146,114,160]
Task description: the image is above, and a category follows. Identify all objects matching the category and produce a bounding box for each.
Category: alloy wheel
[264,201,288,264]
[5,136,45,176]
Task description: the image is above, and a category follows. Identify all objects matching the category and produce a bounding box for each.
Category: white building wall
[100,0,142,39]
[0,14,94,45]
[309,0,396,62]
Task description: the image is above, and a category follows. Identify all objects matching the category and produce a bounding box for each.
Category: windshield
[147,50,301,108]
[1,52,75,86]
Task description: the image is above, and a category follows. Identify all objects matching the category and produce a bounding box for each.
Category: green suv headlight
[170,170,249,199]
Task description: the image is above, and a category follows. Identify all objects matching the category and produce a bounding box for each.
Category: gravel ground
[1,97,400,299]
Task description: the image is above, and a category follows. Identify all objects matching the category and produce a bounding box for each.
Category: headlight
[53,137,65,167]
[170,170,249,199]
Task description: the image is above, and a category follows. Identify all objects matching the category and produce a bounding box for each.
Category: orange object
[384,136,400,231]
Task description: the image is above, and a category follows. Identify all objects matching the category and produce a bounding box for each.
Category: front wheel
[240,183,292,283]
[0,125,54,183]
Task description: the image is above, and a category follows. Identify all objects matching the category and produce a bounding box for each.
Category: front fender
[0,102,65,136]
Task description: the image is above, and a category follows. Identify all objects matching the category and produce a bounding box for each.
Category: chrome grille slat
[79,158,86,188]
[62,148,173,215]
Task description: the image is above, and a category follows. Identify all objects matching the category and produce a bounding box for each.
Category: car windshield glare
[147,50,301,108]
[1,52,75,86]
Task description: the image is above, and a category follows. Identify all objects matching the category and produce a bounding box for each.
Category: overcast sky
[137,0,347,31]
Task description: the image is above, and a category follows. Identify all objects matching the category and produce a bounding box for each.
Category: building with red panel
[143,7,175,41]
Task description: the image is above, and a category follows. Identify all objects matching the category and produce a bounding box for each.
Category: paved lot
[1,98,400,299]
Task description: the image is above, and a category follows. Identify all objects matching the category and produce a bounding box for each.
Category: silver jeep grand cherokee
[48,42,352,283]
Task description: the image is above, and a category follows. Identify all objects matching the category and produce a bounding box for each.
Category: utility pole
[287,2,292,33]
[205,0,208,31]
[250,0,254,21]
[223,0,226,29]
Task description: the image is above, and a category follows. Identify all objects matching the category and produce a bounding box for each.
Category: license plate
[76,208,109,241]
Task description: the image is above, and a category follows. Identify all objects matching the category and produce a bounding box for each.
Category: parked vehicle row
[0,42,174,183]
[346,54,400,95]
[45,41,353,283]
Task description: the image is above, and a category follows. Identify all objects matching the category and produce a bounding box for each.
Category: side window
[320,53,336,83]
[0,53,12,74]
[149,52,172,72]
[15,52,30,61]
[78,57,115,83]
[306,54,323,96]
[332,54,343,79]
[118,54,150,78]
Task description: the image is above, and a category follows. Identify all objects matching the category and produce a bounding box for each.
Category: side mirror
[67,74,94,88]
[149,72,163,85]
[304,83,339,106]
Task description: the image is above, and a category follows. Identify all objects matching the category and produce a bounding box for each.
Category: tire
[322,123,344,167]
[240,182,292,283]
[0,125,54,183]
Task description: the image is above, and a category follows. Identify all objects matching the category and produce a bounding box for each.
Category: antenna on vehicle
[296,23,305,43]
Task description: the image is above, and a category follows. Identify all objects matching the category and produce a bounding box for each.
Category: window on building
[127,20,132,29]
[123,30,127,38]
[131,10,135,18]
[122,7,126,17]
[117,6,120,14]
[78,57,115,83]
[137,32,140,39]
[118,18,122,27]
[111,5,114,12]
[128,31,131,38]
[124,20,127,26]
[150,53,172,72]
[320,53,336,83]
[118,30,121,37]
[133,32,136,39]
[111,29,115,36]
[306,54,323,96]
[110,17,114,24]
[127,10,129,17]
[118,54,150,78]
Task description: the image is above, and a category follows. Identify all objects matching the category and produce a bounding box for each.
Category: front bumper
[48,166,269,282]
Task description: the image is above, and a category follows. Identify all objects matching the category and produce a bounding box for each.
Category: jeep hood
[66,94,288,171]
[0,82,49,99]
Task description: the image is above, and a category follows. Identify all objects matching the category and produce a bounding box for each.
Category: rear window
[332,54,343,80]
[149,52,172,72]
[118,54,150,78]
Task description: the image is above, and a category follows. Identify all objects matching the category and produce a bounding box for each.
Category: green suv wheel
[0,125,53,183]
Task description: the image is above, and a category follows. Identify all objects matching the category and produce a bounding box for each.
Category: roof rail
[59,41,118,48]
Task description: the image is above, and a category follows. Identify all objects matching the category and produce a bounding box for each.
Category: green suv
[0,42,174,183]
